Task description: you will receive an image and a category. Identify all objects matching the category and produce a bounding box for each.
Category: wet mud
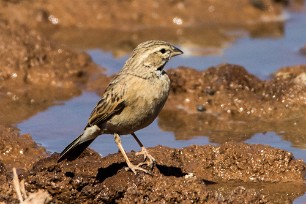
[0,0,305,203]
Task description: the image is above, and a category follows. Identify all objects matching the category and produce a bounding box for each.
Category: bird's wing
[87,77,126,127]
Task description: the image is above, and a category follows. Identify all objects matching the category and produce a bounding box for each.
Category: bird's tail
[57,125,101,162]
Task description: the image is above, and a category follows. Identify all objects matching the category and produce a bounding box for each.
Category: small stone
[196,104,206,112]
[205,87,215,95]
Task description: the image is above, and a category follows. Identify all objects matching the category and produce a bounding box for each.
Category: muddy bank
[0,21,105,125]
[0,143,304,203]
[0,125,47,172]
[0,0,286,29]
[0,0,295,56]
[164,64,306,119]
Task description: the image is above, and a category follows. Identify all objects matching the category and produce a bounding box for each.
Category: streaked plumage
[58,40,183,174]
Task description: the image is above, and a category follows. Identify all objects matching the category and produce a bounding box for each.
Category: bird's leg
[114,133,149,175]
[131,132,156,168]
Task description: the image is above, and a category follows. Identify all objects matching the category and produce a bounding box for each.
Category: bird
[57,40,183,174]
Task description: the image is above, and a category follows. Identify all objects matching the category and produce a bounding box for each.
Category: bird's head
[122,40,183,75]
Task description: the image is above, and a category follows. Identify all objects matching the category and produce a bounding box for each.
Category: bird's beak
[171,46,183,57]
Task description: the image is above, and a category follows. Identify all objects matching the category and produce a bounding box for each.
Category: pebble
[196,104,206,112]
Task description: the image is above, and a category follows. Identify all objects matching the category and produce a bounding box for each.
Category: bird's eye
[160,48,166,54]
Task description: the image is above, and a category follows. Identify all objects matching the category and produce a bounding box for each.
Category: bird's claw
[124,164,152,175]
[135,147,156,169]
[123,147,155,175]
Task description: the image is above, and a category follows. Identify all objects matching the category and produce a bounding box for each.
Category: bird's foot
[135,147,156,169]
[124,161,152,175]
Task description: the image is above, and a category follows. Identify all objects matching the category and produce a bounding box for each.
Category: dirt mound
[0,21,105,125]
[166,64,306,120]
[0,143,298,203]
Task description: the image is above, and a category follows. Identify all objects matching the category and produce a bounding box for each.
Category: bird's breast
[106,75,170,134]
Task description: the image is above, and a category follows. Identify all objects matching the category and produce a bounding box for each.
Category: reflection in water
[158,109,306,150]
[159,109,254,143]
